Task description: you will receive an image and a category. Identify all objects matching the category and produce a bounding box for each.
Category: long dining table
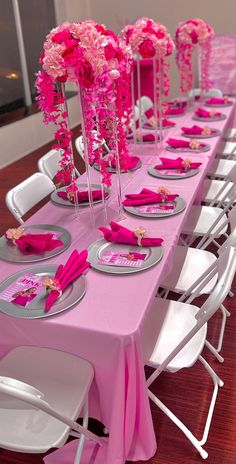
[0,99,235,464]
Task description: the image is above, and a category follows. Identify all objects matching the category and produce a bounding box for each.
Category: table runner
[0,100,235,464]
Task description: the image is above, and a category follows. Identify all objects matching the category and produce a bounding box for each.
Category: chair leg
[74,400,89,464]
[229,290,234,298]
[204,303,230,361]
[148,356,223,460]
[148,389,208,459]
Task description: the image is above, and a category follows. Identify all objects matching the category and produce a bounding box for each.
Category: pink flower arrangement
[175,18,215,93]
[120,18,175,122]
[120,17,175,58]
[36,20,133,188]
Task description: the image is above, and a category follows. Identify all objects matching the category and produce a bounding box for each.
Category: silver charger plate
[51,183,110,208]
[205,102,233,108]
[192,114,226,122]
[166,144,210,153]
[0,224,71,263]
[182,129,221,139]
[148,166,200,180]
[142,123,174,130]
[165,112,185,118]
[0,265,86,319]
[88,239,163,274]
[123,196,186,218]
[93,159,142,173]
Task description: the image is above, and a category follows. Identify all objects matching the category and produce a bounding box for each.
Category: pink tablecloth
[0,101,235,464]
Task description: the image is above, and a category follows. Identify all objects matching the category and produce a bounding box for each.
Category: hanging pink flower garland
[35,20,133,188]
[175,18,215,94]
[120,17,175,112]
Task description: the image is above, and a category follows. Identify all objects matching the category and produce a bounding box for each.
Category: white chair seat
[161,246,217,295]
[0,347,93,453]
[202,179,233,203]
[208,159,236,178]
[182,205,228,236]
[147,298,207,371]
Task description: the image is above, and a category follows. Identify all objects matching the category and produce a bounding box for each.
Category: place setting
[88,221,164,274]
[122,186,186,218]
[147,157,202,180]
[164,105,186,117]
[0,249,89,318]
[126,130,162,144]
[0,224,71,263]
[51,183,111,208]
[204,96,233,107]
[142,118,176,131]
[166,137,210,153]
[181,125,221,138]
[192,107,226,122]
[93,153,142,173]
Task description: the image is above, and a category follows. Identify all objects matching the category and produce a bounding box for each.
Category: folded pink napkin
[99,221,163,247]
[168,99,188,108]
[182,125,216,135]
[122,188,178,206]
[167,138,204,149]
[57,189,108,204]
[5,231,63,255]
[17,234,63,255]
[127,132,155,142]
[165,107,185,115]
[155,157,202,170]
[195,108,221,118]
[45,249,90,312]
[109,155,140,171]
[206,97,230,105]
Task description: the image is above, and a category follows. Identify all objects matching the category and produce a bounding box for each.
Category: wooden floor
[0,131,236,463]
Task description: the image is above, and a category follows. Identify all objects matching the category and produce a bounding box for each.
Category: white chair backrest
[157,247,236,376]
[38,149,80,179]
[6,172,55,224]
[38,149,62,179]
[136,96,153,114]
[188,88,201,98]
[204,88,223,98]
[75,130,109,160]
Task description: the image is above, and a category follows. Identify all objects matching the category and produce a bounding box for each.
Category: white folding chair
[207,158,236,179]
[204,88,223,98]
[147,247,236,459]
[223,127,236,141]
[160,207,236,362]
[38,149,80,179]
[136,95,153,122]
[75,130,109,160]
[201,163,236,206]
[0,346,104,463]
[5,173,56,224]
[216,140,236,159]
[180,184,236,249]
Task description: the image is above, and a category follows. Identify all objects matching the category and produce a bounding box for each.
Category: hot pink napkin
[181,125,215,135]
[206,98,230,105]
[155,157,202,170]
[99,221,163,247]
[109,156,140,171]
[45,249,90,312]
[167,138,204,149]
[57,189,108,204]
[165,107,185,115]
[168,99,188,108]
[127,132,155,142]
[13,234,63,255]
[195,108,221,118]
[122,188,178,207]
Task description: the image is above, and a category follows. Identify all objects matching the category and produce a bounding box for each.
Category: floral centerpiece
[120,17,175,129]
[175,18,215,94]
[36,20,133,189]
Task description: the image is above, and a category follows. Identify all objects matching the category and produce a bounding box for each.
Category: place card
[0,273,44,307]
[98,250,147,268]
[138,202,175,214]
